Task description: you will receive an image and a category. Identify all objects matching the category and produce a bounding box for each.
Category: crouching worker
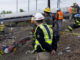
[66,14,80,32]
[32,13,59,60]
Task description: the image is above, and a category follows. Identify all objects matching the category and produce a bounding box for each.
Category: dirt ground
[1,20,80,60]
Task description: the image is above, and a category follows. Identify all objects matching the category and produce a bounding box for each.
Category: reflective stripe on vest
[34,24,53,51]
[75,19,80,25]
[48,25,52,28]
[68,26,73,31]
[58,12,63,20]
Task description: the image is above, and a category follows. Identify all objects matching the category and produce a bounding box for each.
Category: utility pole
[28,0,30,12]
[48,0,50,8]
[57,0,60,8]
[16,0,18,13]
[36,0,37,11]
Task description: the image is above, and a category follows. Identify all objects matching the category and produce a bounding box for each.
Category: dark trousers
[56,20,63,31]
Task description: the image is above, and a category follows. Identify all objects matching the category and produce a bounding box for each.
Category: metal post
[57,0,60,8]
[16,0,18,13]
[36,0,37,11]
[28,0,30,12]
[48,0,50,8]
[57,0,58,8]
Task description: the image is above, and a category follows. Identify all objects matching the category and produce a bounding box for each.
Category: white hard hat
[1,21,3,24]
[33,13,44,21]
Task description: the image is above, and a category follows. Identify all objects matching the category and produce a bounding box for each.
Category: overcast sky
[0,0,80,13]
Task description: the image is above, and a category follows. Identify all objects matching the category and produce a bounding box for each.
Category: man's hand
[50,50,56,55]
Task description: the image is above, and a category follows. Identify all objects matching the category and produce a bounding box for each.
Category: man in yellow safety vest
[32,13,59,60]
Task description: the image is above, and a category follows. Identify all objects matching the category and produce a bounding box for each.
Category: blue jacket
[35,26,60,52]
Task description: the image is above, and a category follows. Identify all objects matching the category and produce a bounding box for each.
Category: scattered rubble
[0,20,80,60]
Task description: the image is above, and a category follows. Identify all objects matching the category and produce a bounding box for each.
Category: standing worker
[69,6,72,14]
[72,3,79,20]
[69,6,72,20]
[44,8,53,28]
[32,13,59,60]
[0,22,5,41]
[56,8,63,31]
[0,22,5,34]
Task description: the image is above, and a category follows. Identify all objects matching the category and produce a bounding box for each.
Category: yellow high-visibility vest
[34,24,53,51]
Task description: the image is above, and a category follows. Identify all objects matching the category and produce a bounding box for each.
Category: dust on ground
[1,20,80,60]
